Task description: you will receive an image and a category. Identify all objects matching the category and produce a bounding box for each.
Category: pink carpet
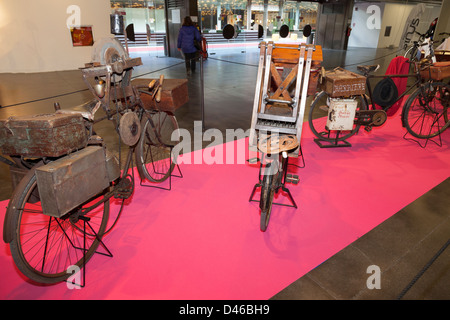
[1,112,449,300]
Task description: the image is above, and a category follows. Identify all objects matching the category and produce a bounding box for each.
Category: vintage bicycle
[248,35,322,231]
[0,38,184,284]
[308,40,449,148]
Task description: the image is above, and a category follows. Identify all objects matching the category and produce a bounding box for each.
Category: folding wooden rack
[249,41,322,157]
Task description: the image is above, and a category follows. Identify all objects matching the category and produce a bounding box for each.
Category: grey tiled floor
[0,44,448,299]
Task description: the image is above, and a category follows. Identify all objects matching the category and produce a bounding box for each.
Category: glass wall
[197,0,318,34]
[109,0,318,54]
[110,0,166,33]
[109,0,318,37]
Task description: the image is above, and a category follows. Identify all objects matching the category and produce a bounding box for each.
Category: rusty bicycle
[0,38,184,284]
[308,39,449,148]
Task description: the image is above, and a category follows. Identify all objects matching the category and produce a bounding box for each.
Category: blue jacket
[177,25,201,54]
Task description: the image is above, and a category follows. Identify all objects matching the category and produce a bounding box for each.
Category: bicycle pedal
[114,176,134,199]
[364,126,373,132]
[286,174,299,184]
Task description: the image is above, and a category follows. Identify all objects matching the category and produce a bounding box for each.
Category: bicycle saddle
[357,64,380,74]
[258,135,299,154]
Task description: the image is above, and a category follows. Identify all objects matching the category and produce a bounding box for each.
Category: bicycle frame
[365,72,420,112]
[77,99,171,219]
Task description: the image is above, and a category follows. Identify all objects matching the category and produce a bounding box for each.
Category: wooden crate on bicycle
[249,42,323,157]
[419,61,450,81]
[270,44,323,95]
[0,113,87,158]
[132,78,188,114]
[322,67,366,98]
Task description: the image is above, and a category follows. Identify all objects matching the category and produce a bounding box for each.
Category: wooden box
[0,113,87,157]
[35,146,109,218]
[271,44,323,96]
[420,62,450,80]
[308,60,322,96]
[132,78,189,114]
[322,67,366,98]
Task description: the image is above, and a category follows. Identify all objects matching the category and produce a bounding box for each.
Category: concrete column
[279,0,284,22]
[247,0,252,30]
[263,0,268,38]
[217,4,221,30]
[295,2,300,30]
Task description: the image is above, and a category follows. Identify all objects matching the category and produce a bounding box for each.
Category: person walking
[177,16,201,75]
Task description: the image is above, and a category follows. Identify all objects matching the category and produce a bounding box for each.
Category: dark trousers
[184,52,197,72]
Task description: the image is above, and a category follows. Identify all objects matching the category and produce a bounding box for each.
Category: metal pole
[200,56,205,131]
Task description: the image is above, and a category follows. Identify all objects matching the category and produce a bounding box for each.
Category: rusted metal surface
[132,78,189,113]
[0,113,87,157]
[35,146,110,218]
[9,166,27,193]
[105,149,120,182]
[322,67,366,98]
[119,111,141,146]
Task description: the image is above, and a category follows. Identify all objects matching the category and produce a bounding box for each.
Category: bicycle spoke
[404,82,449,139]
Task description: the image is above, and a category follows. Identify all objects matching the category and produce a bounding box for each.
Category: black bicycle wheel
[402,82,450,139]
[135,111,179,183]
[7,166,109,284]
[260,156,279,232]
[308,91,367,143]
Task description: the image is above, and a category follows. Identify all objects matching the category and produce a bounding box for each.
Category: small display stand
[314,134,352,148]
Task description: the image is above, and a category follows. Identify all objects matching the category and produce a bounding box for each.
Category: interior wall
[347,2,385,48]
[378,2,441,49]
[0,0,111,73]
[349,1,443,49]
[377,3,414,48]
[435,0,450,44]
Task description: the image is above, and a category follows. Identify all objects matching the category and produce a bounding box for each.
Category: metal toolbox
[35,146,110,218]
[322,67,366,98]
[0,113,87,157]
